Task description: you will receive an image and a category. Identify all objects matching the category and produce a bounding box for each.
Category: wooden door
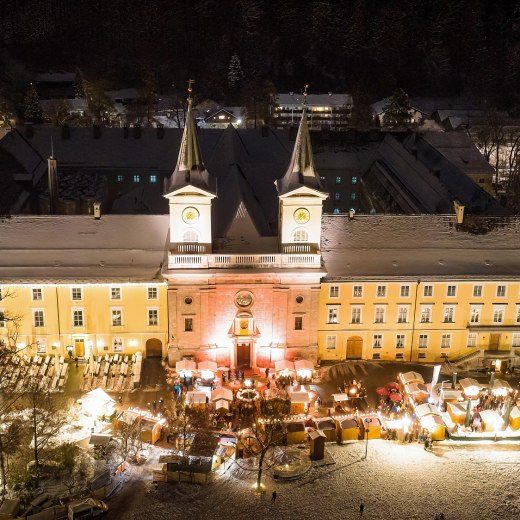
[146,338,162,358]
[346,336,363,359]
[74,339,85,358]
[236,343,251,369]
[489,334,500,349]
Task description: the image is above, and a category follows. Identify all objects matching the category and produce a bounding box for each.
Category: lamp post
[363,418,372,460]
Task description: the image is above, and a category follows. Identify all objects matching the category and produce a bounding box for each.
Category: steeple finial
[50,136,54,159]
[303,84,309,107]
[187,79,195,103]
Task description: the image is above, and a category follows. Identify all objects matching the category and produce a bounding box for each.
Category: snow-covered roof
[41,99,88,112]
[106,88,140,100]
[276,93,352,107]
[0,215,168,282]
[290,391,310,404]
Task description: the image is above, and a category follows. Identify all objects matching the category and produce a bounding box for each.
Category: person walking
[265,367,270,379]
[359,501,364,515]
[271,491,277,504]
[74,356,79,368]
[152,400,157,413]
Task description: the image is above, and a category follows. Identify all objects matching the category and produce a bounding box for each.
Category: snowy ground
[105,440,520,520]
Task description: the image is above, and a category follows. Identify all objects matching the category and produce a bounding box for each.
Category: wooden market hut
[405,382,429,404]
[459,378,482,399]
[285,420,306,445]
[509,406,520,430]
[141,417,162,445]
[186,391,208,409]
[400,371,424,386]
[314,417,336,442]
[447,402,467,425]
[479,410,504,432]
[358,415,381,439]
[335,417,359,442]
[290,391,310,415]
[421,414,446,441]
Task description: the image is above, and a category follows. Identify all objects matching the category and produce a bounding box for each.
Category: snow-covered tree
[382,88,411,128]
[228,52,244,90]
[22,84,43,122]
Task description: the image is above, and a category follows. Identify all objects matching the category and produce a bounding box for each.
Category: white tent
[415,403,441,419]
[290,391,310,404]
[294,359,314,371]
[176,360,196,373]
[81,388,115,417]
[211,387,233,402]
[275,360,295,372]
[198,360,218,372]
[185,391,207,405]
[332,393,350,403]
[491,379,512,396]
[401,371,424,384]
[479,410,504,432]
[406,382,429,395]
[459,378,482,397]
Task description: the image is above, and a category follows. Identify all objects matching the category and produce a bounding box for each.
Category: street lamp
[363,418,373,460]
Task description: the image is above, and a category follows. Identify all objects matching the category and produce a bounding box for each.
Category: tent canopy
[198,360,218,372]
[415,403,440,418]
[294,359,314,371]
[332,393,350,402]
[176,360,197,372]
[401,371,424,384]
[406,382,429,395]
[214,399,229,411]
[315,417,335,430]
[275,360,295,372]
[186,391,207,405]
[459,378,482,395]
[290,391,310,404]
[211,387,233,402]
[421,414,444,429]
[336,418,358,429]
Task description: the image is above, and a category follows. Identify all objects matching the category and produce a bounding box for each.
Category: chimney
[453,199,464,225]
[93,202,101,220]
[47,149,59,215]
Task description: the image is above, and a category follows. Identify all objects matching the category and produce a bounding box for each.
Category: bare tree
[43,99,71,126]
[0,417,22,498]
[113,415,141,466]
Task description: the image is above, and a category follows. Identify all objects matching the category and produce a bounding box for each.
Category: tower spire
[165,79,211,193]
[277,84,323,195]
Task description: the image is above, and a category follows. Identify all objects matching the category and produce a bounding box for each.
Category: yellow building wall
[0,283,168,358]
[318,280,520,363]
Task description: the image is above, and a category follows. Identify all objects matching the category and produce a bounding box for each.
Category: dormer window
[293,228,308,242]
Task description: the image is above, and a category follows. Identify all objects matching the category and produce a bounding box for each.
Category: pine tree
[227,52,244,90]
[382,88,411,128]
[22,83,43,122]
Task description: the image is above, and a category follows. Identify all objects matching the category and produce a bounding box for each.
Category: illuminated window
[335,176,342,184]
[397,306,408,323]
[150,174,157,183]
[184,318,193,332]
[327,306,339,324]
[351,176,357,184]
[293,228,308,242]
[148,309,158,326]
[333,208,340,214]
[183,229,199,242]
[470,305,481,324]
[418,334,428,348]
[334,192,341,200]
[294,316,303,330]
[32,288,43,301]
[113,337,123,352]
[33,310,44,327]
[420,306,432,323]
[117,175,123,182]
[441,334,451,348]
[36,338,47,354]
[493,305,505,323]
[111,308,122,326]
[351,307,362,324]
[133,175,140,183]
[513,333,520,348]
[374,307,385,323]
[443,305,455,323]
[350,193,356,200]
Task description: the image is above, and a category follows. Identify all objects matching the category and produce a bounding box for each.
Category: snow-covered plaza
[106,440,520,520]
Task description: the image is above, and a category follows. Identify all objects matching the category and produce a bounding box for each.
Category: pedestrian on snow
[159,397,164,411]
[222,372,227,383]
[359,501,364,514]
[152,400,157,413]
[228,369,232,380]
[271,491,277,504]
[265,367,270,378]
[75,356,79,368]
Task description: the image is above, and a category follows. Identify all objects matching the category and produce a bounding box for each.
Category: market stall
[211,387,233,403]
[358,415,381,439]
[447,402,467,425]
[141,417,162,445]
[509,406,520,430]
[314,417,336,442]
[294,359,314,382]
[186,391,208,408]
[335,417,359,442]
[400,371,425,386]
[459,378,482,399]
[80,388,115,419]
[290,391,310,415]
[176,360,197,378]
[421,414,446,441]
[491,379,512,397]
[275,360,295,375]
[479,410,504,433]
[197,360,218,381]
[405,382,430,404]
[285,420,306,445]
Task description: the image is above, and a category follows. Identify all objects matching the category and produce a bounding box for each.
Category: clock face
[294,207,310,224]
[182,206,199,224]
[235,291,253,308]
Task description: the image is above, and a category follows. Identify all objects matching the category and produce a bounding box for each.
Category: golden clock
[235,291,253,308]
[294,207,310,224]
[182,206,199,224]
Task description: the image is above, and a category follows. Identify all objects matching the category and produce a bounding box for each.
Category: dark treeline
[0,0,519,108]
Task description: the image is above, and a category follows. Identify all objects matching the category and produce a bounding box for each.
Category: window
[420,306,432,323]
[326,335,336,350]
[294,316,303,330]
[320,176,326,183]
[184,297,193,305]
[32,288,43,301]
[33,310,44,327]
[73,309,84,327]
[350,193,356,200]
[493,306,505,323]
[183,229,199,242]
[396,334,405,348]
[396,353,404,360]
[467,333,477,348]
[443,306,455,323]
[473,285,483,297]
[397,306,408,323]
[353,286,363,298]
[329,286,339,298]
[293,228,308,242]
[334,192,341,201]
[374,306,385,323]
[296,295,304,304]
[150,174,157,183]
[418,352,426,359]
[516,305,520,323]
[376,285,386,298]
[373,334,382,348]
[447,285,456,297]
[423,285,433,297]
[441,334,451,348]
[110,287,121,300]
[496,285,506,297]
[513,333,520,348]
[111,308,122,326]
[133,175,140,183]
[418,334,428,348]
[400,285,410,298]
[113,337,123,352]
[148,309,158,326]
[327,306,339,324]
[351,176,357,185]
[372,353,381,360]
[184,318,193,332]
[333,208,340,214]
[470,305,481,324]
[117,175,123,182]
[335,176,342,184]
[351,307,362,324]
[71,287,82,301]
[147,287,158,299]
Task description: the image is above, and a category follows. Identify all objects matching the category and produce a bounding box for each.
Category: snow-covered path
[107,441,520,520]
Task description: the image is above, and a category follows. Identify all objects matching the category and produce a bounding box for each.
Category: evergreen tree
[74,68,85,99]
[382,88,411,128]
[22,83,43,122]
[227,52,244,90]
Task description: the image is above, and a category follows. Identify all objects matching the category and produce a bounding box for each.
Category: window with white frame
[73,309,84,327]
[396,353,404,360]
[33,309,44,327]
[327,306,339,324]
[334,192,341,201]
[496,285,506,297]
[400,285,410,297]
[512,333,520,348]
[467,333,477,348]
[351,307,362,324]
[441,334,451,348]
[111,308,122,326]
[374,306,385,323]
[71,287,82,301]
[329,285,339,298]
[493,305,505,323]
[373,334,382,348]
[397,306,408,323]
[353,286,363,298]
[372,353,381,360]
[326,335,336,349]
[423,285,433,297]
[376,285,386,297]
[147,287,158,299]
[335,176,342,184]
[148,309,158,326]
[110,287,121,300]
[418,334,428,348]
[516,305,520,323]
[443,305,455,323]
[473,285,483,297]
[420,306,432,323]
[183,229,199,242]
[447,285,457,297]
[36,338,47,354]
[32,288,43,301]
[293,228,309,242]
[113,337,123,352]
[396,334,405,348]
[470,305,482,324]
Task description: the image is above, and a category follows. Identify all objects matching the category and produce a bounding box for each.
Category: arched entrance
[146,338,162,358]
[346,336,363,359]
